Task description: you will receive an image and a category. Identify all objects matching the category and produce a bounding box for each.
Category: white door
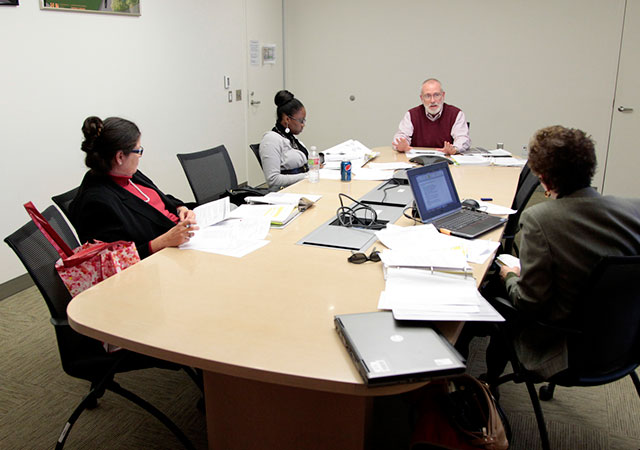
[603,0,640,196]
[245,0,284,186]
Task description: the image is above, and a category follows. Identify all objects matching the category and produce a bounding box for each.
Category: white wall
[284,0,625,184]
[0,1,249,283]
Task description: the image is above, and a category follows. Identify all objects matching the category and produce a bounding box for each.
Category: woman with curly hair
[495,125,640,379]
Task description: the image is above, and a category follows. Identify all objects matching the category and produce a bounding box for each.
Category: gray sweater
[259,131,308,188]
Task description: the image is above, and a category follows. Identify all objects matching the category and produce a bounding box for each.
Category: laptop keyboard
[436,210,488,230]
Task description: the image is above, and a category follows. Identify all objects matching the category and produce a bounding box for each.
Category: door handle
[250,100,261,106]
[618,106,634,112]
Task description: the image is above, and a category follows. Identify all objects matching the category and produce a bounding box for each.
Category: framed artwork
[40,1,140,16]
[0,1,20,5]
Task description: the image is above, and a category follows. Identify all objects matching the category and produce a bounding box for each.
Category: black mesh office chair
[52,186,80,221]
[4,206,196,450]
[487,255,640,450]
[177,145,239,205]
[249,143,262,168]
[501,163,540,255]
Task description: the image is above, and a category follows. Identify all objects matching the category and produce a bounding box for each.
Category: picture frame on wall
[0,1,20,6]
[40,1,140,16]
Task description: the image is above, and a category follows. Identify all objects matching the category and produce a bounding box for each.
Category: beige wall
[0,1,250,283]
[284,0,625,186]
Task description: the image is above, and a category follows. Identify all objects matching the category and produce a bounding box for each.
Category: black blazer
[70,170,185,259]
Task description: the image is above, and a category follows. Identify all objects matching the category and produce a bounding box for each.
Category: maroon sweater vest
[408,103,460,148]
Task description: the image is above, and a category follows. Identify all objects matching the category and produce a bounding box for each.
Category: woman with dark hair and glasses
[488,125,640,379]
[259,90,309,188]
[70,116,198,259]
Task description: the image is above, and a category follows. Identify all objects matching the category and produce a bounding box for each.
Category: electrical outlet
[228,91,233,103]
[236,90,242,101]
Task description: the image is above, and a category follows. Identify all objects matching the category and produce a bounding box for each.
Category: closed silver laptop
[334,311,466,386]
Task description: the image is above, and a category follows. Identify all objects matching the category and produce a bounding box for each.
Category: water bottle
[308,146,320,183]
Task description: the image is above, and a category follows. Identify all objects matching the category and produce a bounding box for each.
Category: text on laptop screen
[410,163,461,221]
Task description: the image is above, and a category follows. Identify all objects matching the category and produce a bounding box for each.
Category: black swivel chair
[487,255,640,450]
[249,143,262,168]
[52,186,80,221]
[500,163,540,255]
[177,145,239,206]
[4,206,196,450]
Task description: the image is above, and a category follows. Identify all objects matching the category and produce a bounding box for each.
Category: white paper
[321,139,378,170]
[491,157,527,167]
[496,253,521,268]
[229,204,296,225]
[379,248,470,272]
[367,162,414,170]
[180,216,271,257]
[477,200,516,216]
[194,197,231,228]
[451,155,492,166]
[377,267,504,322]
[245,192,322,205]
[406,149,446,157]
[351,168,395,181]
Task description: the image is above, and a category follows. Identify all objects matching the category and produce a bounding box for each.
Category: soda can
[340,160,352,182]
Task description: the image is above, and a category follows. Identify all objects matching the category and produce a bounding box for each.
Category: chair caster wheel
[539,384,553,401]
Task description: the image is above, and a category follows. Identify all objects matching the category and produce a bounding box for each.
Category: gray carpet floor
[3,286,640,449]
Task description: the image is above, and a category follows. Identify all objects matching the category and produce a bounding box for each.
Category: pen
[481,197,493,201]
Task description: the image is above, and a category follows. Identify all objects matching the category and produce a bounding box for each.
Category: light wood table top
[67,147,520,396]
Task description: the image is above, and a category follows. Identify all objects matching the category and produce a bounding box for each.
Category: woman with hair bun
[259,90,309,188]
[70,116,198,259]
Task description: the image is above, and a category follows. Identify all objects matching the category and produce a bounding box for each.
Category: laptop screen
[407,162,461,223]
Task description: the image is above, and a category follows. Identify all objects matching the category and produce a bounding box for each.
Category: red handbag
[24,201,141,298]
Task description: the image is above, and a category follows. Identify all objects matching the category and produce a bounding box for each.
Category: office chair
[4,206,196,450]
[52,186,80,221]
[500,163,540,255]
[249,143,263,168]
[486,255,640,450]
[177,145,239,205]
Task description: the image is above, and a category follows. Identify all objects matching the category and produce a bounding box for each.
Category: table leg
[204,371,373,450]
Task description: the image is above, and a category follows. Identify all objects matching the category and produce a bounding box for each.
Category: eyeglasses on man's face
[421,92,443,101]
[288,115,306,125]
[130,147,144,156]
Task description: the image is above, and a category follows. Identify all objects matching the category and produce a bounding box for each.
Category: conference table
[67,147,520,450]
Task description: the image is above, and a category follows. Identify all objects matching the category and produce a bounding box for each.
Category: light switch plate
[224,76,230,89]
[228,91,233,102]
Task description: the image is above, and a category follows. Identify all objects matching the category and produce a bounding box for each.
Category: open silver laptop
[334,311,466,386]
[406,162,506,239]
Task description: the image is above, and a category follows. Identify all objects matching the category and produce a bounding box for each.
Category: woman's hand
[499,264,521,280]
[150,218,199,253]
[177,206,196,222]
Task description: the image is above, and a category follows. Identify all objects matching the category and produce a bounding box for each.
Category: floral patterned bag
[24,202,141,298]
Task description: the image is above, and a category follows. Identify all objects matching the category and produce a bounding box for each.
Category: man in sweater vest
[392,78,470,155]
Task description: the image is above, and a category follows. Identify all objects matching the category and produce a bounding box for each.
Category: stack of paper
[180,197,271,257]
[321,139,379,170]
[373,223,504,321]
[378,267,504,321]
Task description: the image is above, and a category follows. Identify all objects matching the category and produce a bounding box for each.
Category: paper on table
[378,267,504,322]
[351,168,395,181]
[375,223,501,265]
[451,155,492,166]
[367,162,414,170]
[379,248,470,272]
[193,197,231,228]
[491,157,527,167]
[245,192,322,205]
[321,139,379,169]
[319,168,342,180]
[228,203,296,225]
[477,201,516,215]
[180,216,271,257]
[406,149,445,158]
